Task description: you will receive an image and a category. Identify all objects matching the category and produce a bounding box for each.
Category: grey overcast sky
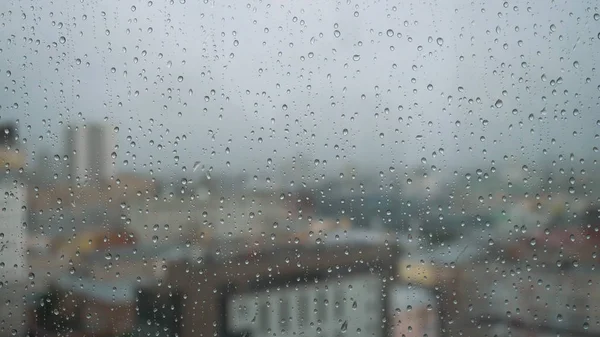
[0,0,598,178]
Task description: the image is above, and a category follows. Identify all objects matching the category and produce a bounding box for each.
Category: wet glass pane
[0,0,597,337]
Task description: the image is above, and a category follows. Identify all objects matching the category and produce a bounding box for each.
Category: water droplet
[59,36,66,44]
[341,320,348,333]
[386,29,394,37]
[352,55,361,61]
[193,161,201,172]
[494,99,503,108]
[334,30,341,38]
[178,76,184,82]
[436,37,444,46]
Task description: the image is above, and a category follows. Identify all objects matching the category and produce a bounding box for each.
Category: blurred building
[389,286,440,337]
[0,122,28,337]
[26,243,190,337]
[65,123,116,186]
[165,232,401,337]
[0,178,27,281]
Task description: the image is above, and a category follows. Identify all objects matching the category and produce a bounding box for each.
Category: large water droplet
[341,320,348,333]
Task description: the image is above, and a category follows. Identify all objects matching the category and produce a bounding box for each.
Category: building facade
[65,123,116,186]
[0,124,28,337]
[166,237,401,337]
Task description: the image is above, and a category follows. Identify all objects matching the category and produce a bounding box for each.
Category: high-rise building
[65,123,116,186]
[0,123,28,337]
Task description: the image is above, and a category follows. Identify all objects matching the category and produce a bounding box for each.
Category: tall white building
[0,124,28,337]
[0,178,27,282]
[66,123,116,185]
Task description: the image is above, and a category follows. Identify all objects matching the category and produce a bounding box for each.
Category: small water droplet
[495,99,503,108]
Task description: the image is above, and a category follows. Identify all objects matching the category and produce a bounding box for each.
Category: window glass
[0,1,597,337]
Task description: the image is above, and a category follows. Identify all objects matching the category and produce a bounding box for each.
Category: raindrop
[494,99,503,108]
[341,320,348,333]
[352,55,361,61]
[386,29,394,37]
[59,36,66,44]
[436,37,444,46]
[193,161,201,172]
